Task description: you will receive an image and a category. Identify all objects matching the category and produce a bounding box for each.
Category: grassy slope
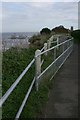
[2,47,36,118]
[20,51,54,118]
[2,46,55,119]
[2,47,36,94]
[2,30,68,118]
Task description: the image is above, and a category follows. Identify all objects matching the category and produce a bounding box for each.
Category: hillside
[52,25,70,34]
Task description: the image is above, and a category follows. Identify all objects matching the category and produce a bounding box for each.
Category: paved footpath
[41,44,78,118]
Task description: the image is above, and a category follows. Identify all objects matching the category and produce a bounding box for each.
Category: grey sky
[78,1,80,29]
[1,1,78,32]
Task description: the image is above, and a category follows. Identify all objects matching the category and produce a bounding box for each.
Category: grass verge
[2,46,54,119]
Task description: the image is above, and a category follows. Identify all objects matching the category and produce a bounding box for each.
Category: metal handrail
[35,38,72,58]
[15,38,73,119]
[38,44,73,80]
[0,58,35,107]
[0,46,45,107]
[50,45,73,81]
[41,46,45,52]
[15,77,35,119]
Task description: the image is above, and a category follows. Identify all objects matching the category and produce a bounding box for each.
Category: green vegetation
[29,33,51,48]
[2,47,36,94]
[20,76,53,118]
[2,47,36,118]
[29,25,70,48]
[40,28,51,35]
[71,29,80,43]
[20,49,56,118]
[52,25,69,34]
[29,34,42,48]
[2,45,55,119]
[2,26,69,118]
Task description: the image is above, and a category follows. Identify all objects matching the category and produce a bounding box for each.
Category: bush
[40,28,51,35]
[29,34,41,44]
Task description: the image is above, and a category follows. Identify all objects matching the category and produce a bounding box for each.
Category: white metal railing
[15,77,35,119]
[35,38,72,58]
[0,45,45,107]
[35,38,73,91]
[1,34,73,119]
[38,44,73,80]
[0,58,35,107]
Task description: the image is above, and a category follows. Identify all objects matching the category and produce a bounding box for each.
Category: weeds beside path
[2,46,54,119]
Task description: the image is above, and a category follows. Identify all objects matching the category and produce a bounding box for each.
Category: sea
[1,32,38,41]
[0,32,38,51]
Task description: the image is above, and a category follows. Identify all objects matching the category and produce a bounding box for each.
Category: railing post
[35,49,41,91]
[44,43,47,56]
[50,35,54,42]
[57,37,59,50]
[47,40,50,49]
[47,36,54,50]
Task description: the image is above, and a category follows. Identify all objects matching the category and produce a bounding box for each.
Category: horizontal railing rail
[0,46,45,107]
[35,38,72,58]
[15,77,35,119]
[40,46,45,52]
[0,58,35,107]
[35,37,73,91]
[38,44,73,80]
[50,45,73,81]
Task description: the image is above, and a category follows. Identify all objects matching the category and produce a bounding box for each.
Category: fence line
[0,46,45,107]
[35,39,72,58]
[15,77,35,119]
[50,45,73,81]
[1,34,73,119]
[38,43,72,80]
[41,46,45,52]
[0,58,35,107]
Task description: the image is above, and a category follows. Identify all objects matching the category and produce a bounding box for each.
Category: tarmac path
[41,44,78,118]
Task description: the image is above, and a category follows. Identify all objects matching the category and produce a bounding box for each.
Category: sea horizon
[1,32,39,41]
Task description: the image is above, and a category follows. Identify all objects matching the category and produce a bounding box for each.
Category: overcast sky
[1,1,79,32]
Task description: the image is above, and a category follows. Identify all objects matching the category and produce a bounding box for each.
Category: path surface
[41,44,78,118]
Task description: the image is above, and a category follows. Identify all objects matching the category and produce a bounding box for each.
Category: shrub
[40,28,51,35]
[29,34,41,44]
